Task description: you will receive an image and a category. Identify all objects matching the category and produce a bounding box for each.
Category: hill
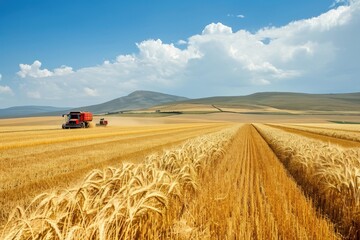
[153,92,360,113]
[0,91,188,118]
[2,91,360,118]
[0,106,69,118]
[186,92,360,111]
[72,90,189,114]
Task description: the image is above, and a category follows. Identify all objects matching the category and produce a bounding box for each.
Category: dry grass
[255,124,360,239]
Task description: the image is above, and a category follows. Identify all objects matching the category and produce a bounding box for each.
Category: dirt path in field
[183,124,339,239]
[267,124,360,148]
[0,123,230,225]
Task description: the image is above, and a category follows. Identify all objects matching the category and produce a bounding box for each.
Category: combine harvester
[62,111,93,129]
[62,111,109,129]
[96,118,108,127]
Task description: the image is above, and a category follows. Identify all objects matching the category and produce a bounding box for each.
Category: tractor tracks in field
[186,124,339,239]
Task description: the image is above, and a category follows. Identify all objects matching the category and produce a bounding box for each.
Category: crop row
[293,123,360,132]
[255,124,360,239]
[270,124,360,143]
[181,124,338,239]
[0,123,228,225]
[1,127,237,239]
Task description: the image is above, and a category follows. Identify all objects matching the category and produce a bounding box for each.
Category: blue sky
[0,0,358,107]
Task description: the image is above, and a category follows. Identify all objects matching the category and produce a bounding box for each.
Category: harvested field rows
[1,124,340,239]
[293,123,360,132]
[0,123,230,224]
[256,124,360,239]
[267,124,360,148]
[182,124,338,239]
[271,124,360,143]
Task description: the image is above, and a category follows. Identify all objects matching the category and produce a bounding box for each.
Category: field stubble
[182,124,338,239]
[1,124,340,239]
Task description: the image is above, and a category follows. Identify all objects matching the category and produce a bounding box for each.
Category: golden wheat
[0,123,230,224]
[0,123,344,239]
[255,123,360,239]
[1,127,237,239]
[176,124,339,239]
[272,123,360,142]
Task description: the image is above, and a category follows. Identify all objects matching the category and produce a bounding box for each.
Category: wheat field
[255,124,360,239]
[1,119,360,239]
[0,122,230,225]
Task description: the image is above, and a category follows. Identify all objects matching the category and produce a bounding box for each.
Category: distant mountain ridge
[1,91,360,118]
[0,106,69,118]
[182,92,360,111]
[72,90,189,114]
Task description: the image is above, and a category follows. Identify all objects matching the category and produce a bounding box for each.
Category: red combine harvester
[96,118,108,127]
[62,111,93,129]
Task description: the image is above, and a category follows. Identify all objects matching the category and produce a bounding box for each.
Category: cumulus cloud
[84,87,98,97]
[17,60,73,78]
[202,23,233,35]
[0,74,15,98]
[177,39,187,45]
[15,1,360,105]
[0,85,13,95]
[54,66,74,76]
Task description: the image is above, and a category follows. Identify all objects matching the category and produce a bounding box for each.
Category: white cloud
[14,1,360,106]
[0,73,2,81]
[202,22,233,35]
[0,85,13,95]
[177,39,187,45]
[53,65,74,76]
[84,87,98,97]
[17,60,73,78]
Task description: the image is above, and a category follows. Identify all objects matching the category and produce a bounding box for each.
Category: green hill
[180,92,360,111]
[72,90,189,114]
[2,91,359,118]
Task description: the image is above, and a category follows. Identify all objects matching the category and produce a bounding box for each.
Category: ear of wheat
[255,123,360,239]
[1,127,237,239]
